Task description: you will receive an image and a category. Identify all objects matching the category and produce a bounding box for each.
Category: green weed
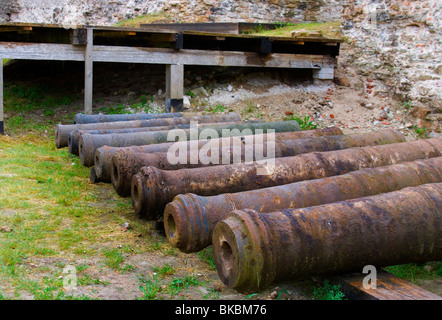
[284,114,318,130]
[137,274,162,300]
[412,125,428,138]
[185,90,195,98]
[168,274,202,297]
[312,280,346,300]
[403,100,413,110]
[205,105,226,113]
[198,247,216,270]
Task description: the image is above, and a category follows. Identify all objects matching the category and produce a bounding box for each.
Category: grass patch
[103,248,135,273]
[251,21,343,39]
[115,12,173,28]
[384,262,442,284]
[152,264,176,277]
[0,131,145,299]
[77,274,110,286]
[4,83,76,113]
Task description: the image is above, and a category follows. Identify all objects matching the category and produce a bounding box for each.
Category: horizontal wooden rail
[0,42,334,69]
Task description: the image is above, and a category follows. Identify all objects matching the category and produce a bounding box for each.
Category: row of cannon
[55,111,442,294]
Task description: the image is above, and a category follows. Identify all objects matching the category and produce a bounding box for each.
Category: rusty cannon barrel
[212,182,442,294]
[69,125,175,155]
[89,167,106,184]
[165,157,442,253]
[112,127,344,196]
[131,129,409,219]
[67,120,248,156]
[73,112,186,124]
[79,120,301,167]
[95,127,342,183]
[55,112,241,148]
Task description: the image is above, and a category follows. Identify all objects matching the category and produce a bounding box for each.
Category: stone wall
[340,0,441,121]
[0,1,344,25]
[1,0,441,125]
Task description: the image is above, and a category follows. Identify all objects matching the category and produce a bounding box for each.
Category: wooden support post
[0,60,3,135]
[84,28,93,115]
[165,64,184,112]
[313,66,335,80]
[259,38,272,54]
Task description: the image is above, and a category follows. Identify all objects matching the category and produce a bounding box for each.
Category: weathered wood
[260,38,272,54]
[93,46,333,68]
[166,64,184,112]
[313,66,335,80]
[0,42,335,69]
[0,59,3,134]
[183,30,344,43]
[329,270,442,300]
[84,29,93,115]
[140,23,241,34]
[71,28,87,45]
[175,33,184,50]
[0,42,85,61]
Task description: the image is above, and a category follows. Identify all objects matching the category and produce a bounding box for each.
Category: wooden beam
[0,42,85,61]
[0,59,3,135]
[84,29,93,115]
[71,29,87,46]
[175,33,184,50]
[0,42,336,69]
[328,270,442,300]
[140,23,240,34]
[92,46,332,69]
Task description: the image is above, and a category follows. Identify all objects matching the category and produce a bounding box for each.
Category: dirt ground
[1,58,441,300]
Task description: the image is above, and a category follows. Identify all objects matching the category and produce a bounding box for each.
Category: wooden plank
[0,42,85,61]
[84,29,93,115]
[183,30,344,43]
[140,23,240,34]
[0,59,3,134]
[0,42,336,69]
[0,22,83,29]
[331,270,442,300]
[92,46,332,69]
